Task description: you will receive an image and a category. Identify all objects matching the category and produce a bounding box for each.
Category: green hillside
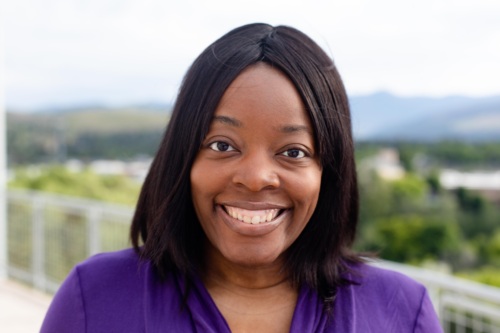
[62,108,170,136]
[7,107,170,165]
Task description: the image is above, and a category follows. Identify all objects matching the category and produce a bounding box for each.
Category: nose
[232,150,280,192]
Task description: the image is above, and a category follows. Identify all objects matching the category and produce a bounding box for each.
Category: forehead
[214,63,311,128]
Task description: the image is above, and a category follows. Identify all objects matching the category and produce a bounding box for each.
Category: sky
[2,0,500,110]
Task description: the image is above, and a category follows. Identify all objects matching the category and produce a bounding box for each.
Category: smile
[223,205,283,224]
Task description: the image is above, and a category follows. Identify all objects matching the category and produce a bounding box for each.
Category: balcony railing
[3,189,500,332]
[375,261,500,333]
[5,189,133,293]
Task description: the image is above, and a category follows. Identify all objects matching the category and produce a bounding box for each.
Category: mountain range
[349,92,500,141]
[7,91,500,142]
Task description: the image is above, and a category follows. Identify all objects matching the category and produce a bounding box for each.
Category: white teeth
[224,206,281,224]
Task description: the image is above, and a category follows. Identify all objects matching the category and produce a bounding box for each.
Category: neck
[202,244,293,292]
[201,243,299,332]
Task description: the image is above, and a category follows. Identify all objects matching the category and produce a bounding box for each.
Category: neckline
[182,273,328,332]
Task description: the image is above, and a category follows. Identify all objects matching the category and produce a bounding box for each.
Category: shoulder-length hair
[131,23,360,311]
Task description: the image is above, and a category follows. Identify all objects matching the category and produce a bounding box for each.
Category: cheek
[190,159,209,213]
[191,158,217,193]
[190,161,202,194]
[190,158,227,216]
[286,168,322,235]
[298,168,322,207]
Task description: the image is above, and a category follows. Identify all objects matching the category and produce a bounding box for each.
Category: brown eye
[282,148,306,159]
[209,141,235,152]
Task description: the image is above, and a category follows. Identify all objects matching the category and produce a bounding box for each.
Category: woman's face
[190,63,322,268]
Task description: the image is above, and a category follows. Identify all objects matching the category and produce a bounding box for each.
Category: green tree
[9,166,141,206]
[370,215,461,264]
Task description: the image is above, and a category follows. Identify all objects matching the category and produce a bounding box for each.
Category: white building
[440,169,500,204]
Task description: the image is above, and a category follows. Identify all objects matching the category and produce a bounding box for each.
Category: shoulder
[74,248,144,280]
[347,261,428,306]
[61,248,149,301]
[42,248,162,332]
[353,261,426,293]
[334,261,443,332]
[41,250,144,333]
[71,248,156,308]
[78,247,141,267]
[43,248,189,332]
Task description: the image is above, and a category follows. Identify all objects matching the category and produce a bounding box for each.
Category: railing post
[426,285,441,320]
[0,4,8,280]
[87,207,101,256]
[32,195,45,290]
[0,188,5,280]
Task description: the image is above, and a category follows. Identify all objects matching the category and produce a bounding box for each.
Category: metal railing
[375,261,500,333]
[3,189,500,332]
[5,189,133,293]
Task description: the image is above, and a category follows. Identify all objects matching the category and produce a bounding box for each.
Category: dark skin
[191,64,322,332]
[203,245,298,333]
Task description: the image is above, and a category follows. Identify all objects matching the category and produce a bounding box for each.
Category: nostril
[232,171,280,191]
[231,153,280,191]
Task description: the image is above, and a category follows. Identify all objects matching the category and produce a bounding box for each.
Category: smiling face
[190,63,322,269]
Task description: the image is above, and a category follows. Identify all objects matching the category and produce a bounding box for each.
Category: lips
[223,205,283,224]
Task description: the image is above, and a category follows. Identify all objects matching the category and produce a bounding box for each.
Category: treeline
[354,143,500,286]
[7,109,168,165]
[9,166,141,206]
[356,170,499,265]
[9,130,164,164]
[356,141,500,169]
[8,109,500,168]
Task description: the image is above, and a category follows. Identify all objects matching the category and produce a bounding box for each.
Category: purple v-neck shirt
[41,249,443,332]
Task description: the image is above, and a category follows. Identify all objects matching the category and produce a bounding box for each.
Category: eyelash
[208,141,235,152]
[281,148,307,159]
[208,141,308,159]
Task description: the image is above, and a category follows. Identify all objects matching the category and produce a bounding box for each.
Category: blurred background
[1,0,500,331]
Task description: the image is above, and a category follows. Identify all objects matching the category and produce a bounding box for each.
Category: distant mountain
[7,92,500,143]
[6,106,171,165]
[349,92,500,141]
[369,102,500,141]
[7,102,171,114]
[8,106,171,135]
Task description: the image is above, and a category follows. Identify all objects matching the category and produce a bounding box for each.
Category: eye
[281,148,306,159]
[208,141,235,152]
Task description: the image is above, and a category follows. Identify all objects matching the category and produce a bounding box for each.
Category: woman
[41,23,443,332]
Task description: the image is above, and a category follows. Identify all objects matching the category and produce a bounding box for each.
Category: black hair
[130,23,361,313]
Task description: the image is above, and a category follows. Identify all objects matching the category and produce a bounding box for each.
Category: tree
[370,215,461,264]
[9,166,141,206]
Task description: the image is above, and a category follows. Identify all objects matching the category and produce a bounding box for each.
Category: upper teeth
[224,206,281,224]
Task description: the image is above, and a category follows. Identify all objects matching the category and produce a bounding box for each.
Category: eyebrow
[212,115,242,127]
[213,115,312,134]
[279,125,312,134]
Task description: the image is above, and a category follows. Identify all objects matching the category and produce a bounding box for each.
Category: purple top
[41,249,443,332]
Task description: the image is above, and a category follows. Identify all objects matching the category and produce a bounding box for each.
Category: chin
[221,246,284,268]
